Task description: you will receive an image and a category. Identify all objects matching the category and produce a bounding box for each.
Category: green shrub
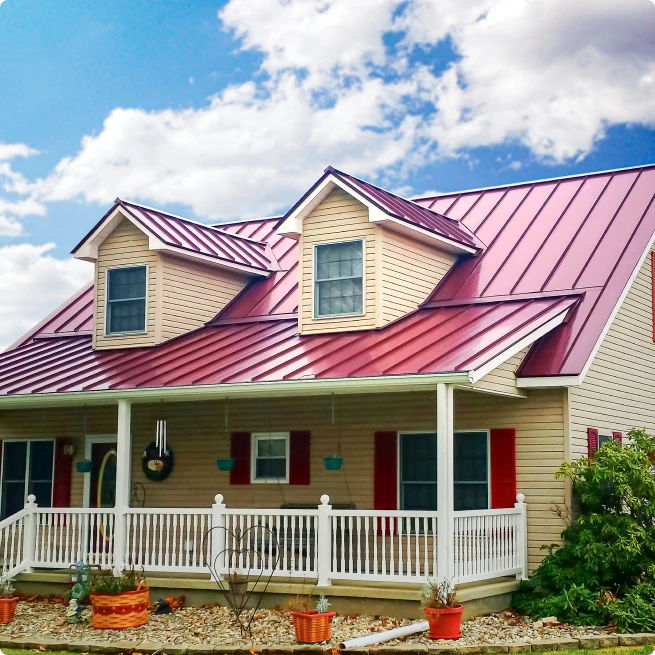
[91,568,145,594]
[512,428,655,630]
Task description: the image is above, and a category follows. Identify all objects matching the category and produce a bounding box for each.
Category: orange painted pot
[0,597,18,624]
[90,587,149,630]
[423,604,464,639]
[291,609,336,643]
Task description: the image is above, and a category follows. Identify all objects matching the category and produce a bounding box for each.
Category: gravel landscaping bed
[0,600,625,650]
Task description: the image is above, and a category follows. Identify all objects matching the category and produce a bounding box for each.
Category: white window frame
[104,264,149,336]
[0,439,55,517]
[397,430,491,511]
[312,238,366,319]
[597,434,613,449]
[250,432,290,484]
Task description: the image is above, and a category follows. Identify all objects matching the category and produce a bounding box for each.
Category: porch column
[436,383,455,585]
[113,399,132,573]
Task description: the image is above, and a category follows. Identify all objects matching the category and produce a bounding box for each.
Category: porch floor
[15,570,519,619]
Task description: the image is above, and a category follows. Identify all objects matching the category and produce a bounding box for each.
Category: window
[251,433,289,483]
[314,240,363,317]
[1,440,54,519]
[598,434,613,450]
[399,431,489,512]
[106,266,147,334]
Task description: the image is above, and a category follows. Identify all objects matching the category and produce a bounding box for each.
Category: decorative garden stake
[202,503,280,636]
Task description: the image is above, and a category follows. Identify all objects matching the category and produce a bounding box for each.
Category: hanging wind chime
[217,397,235,471]
[324,394,343,470]
[142,402,174,481]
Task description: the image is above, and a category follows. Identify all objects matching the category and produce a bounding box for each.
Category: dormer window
[315,239,364,317]
[106,265,147,335]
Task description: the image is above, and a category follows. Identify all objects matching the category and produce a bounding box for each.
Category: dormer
[72,200,276,349]
[278,168,480,334]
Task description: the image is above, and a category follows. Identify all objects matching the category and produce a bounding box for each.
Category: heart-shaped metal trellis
[202,522,281,636]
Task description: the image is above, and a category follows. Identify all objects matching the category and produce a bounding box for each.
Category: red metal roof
[0,296,576,395]
[416,165,655,376]
[73,200,275,273]
[5,163,655,396]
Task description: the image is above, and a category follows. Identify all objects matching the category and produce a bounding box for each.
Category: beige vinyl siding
[160,254,248,341]
[379,229,456,324]
[95,217,158,349]
[300,188,377,333]
[473,347,530,398]
[569,249,655,458]
[0,405,117,508]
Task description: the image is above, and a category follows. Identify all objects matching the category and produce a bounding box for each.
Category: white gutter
[0,372,471,409]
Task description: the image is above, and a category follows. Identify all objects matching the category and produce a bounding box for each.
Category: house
[0,163,654,616]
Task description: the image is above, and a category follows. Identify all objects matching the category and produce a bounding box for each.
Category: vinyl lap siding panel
[94,218,158,349]
[474,347,530,397]
[300,188,377,334]
[569,249,655,458]
[160,255,248,341]
[380,229,456,324]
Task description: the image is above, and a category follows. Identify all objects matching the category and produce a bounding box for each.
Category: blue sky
[0,0,654,347]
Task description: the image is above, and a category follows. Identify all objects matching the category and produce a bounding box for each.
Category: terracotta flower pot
[0,597,18,624]
[291,609,336,643]
[228,574,248,596]
[90,587,149,630]
[423,604,464,639]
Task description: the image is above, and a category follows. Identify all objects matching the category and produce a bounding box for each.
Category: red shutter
[52,440,72,507]
[230,432,251,485]
[490,428,516,509]
[612,431,623,445]
[374,432,397,510]
[289,431,310,485]
[587,427,599,458]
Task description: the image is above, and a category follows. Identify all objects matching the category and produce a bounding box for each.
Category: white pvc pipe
[340,620,429,649]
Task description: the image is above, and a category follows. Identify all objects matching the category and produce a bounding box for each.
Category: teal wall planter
[75,460,92,474]
[216,457,235,471]
[324,456,343,471]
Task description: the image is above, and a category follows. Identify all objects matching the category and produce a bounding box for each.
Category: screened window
[315,240,363,317]
[106,266,147,334]
[252,433,289,483]
[1,440,54,519]
[399,432,489,512]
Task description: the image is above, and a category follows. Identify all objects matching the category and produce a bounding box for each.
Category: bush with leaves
[512,427,655,631]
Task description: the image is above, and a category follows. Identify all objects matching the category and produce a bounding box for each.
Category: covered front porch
[0,379,560,602]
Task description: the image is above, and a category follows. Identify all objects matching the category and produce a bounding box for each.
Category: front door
[90,442,117,508]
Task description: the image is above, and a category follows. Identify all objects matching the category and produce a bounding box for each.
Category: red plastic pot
[423,604,464,639]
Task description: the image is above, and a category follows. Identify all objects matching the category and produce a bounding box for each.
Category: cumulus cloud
[0,244,91,350]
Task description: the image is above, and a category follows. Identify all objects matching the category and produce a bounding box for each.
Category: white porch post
[436,383,455,585]
[317,494,332,587]
[210,494,227,579]
[113,399,132,573]
[515,493,528,580]
[22,494,38,572]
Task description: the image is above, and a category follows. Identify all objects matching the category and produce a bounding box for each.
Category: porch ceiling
[0,295,576,406]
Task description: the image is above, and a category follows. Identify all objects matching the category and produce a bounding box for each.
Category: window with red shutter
[612,431,623,445]
[587,428,599,458]
[52,439,73,507]
[374,432,397,510]
[289,431,310,485]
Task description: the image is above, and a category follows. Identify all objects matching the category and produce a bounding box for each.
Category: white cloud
[0,244,92,350]
[0,216,22,237]
[2,0,655,222]
[0,142,38,161]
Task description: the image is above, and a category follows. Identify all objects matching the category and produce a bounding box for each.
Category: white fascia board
[369,213,477,254]
[72,206,128,261]
[469,308,571,384]
[149,241,270,277]
[574,225,655,386]
[0,372,471,409]
[517,375,581,388]
[276,174,476,254]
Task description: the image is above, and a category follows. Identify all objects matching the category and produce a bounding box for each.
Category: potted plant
[0,578,18,624]
[89,568,149,630]
[227,569,248,596]
[421,579,464,639]
[291,594,336,643]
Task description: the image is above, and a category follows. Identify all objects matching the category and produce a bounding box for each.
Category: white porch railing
[1,493,528,586]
